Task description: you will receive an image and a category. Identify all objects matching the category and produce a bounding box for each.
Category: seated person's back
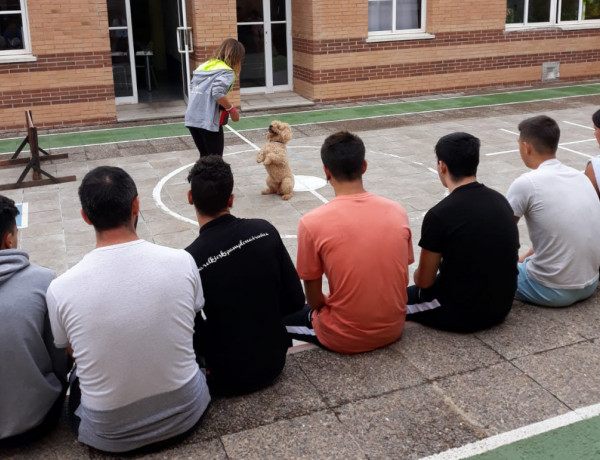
[285,131,414,354]
[406,132,519,332]
[185,157,305,395]
[0,196,69,445]
[507,115,600,307]
[46,167,209,453]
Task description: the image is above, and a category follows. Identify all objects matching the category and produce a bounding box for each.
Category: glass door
[237,0,292,94]
[108,0,137,104]
[177,0,193,102]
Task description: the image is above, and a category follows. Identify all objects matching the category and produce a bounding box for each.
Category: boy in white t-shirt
[46,167,210,453]
[507,115,600,307]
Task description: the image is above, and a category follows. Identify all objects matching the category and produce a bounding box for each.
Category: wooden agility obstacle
[0,111,76,190]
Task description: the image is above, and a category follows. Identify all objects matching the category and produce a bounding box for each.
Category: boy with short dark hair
[284,131,414,353]
[406,132,519,332]
[185,156,305,395]
[47,167,209,453]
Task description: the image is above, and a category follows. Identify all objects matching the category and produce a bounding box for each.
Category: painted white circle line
[153,165,324,238]
[152,162,198,227]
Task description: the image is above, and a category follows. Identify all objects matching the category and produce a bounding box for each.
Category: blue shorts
[515,258,598,307]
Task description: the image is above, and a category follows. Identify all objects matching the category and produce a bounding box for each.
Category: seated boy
[406,132,519,332]
[507,115,600,307]
[0,195,69,446]
[284,131,414,353]
[185,156,305,395]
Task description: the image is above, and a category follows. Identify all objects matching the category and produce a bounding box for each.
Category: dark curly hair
[0,195,19,242]
[187,155,234,217]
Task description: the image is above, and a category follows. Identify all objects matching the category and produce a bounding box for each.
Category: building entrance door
[176,0,193,102]
[108,0,138,104]
[236,0,292,94]
[109,0,193,106]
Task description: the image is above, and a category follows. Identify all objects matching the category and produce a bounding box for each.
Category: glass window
[583,0,600,19]
[369,0,424,34]
[0,0,29,54]
[507,0,600,26]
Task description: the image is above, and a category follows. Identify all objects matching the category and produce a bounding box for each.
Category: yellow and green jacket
[184,59,235,131]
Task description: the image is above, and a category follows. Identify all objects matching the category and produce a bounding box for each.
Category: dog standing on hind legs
[256,121,295,200]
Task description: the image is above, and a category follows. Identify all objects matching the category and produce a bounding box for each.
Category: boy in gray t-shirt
[507,115,600,307]
[47,167,210,453]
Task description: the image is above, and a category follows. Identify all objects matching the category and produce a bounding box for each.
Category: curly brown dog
[256,120,294,200]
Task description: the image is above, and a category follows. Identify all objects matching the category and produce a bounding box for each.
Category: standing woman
[185,39,245,156]
[584,109,600,198]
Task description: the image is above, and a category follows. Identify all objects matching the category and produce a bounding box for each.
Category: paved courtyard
[2,92,600,459]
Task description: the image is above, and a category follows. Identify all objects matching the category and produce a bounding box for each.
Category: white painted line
[427,167,438,175]
[223,148,257,155]
[152,155,303,238]
[563,120,593,130]
[152,163,198,227]
[225,124,261,151]
[558,145,593,158]
[560,138,596,146]
[420,401,600,460]
[486,138,596,157]
[308,188,329,204]
[485,149,519,157]
[500,128,519,136]
[18,202,28,229]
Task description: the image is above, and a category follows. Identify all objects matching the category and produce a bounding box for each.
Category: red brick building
[2,0,600,132]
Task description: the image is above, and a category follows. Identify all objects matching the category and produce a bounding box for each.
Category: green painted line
[1,83,600,155]
[465,415,600,460]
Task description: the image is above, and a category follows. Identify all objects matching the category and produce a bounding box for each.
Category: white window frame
[506,0,600,30]
[0,0,34,62]
[367,0,434,42]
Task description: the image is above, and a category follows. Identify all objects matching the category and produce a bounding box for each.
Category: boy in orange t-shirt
[284,132,414,353]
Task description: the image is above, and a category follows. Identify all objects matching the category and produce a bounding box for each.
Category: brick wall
[0,0,116,131]
[3,0,600,132]
[292,0,600,103]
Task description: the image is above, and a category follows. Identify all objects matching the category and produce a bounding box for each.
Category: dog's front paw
[261,188,273,195]
[281,193,293,200]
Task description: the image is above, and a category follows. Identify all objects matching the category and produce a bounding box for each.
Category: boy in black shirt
[406,132,519,332]
[185,156,305,395]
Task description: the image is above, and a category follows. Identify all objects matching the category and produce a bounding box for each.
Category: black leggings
[188,126,224,157]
